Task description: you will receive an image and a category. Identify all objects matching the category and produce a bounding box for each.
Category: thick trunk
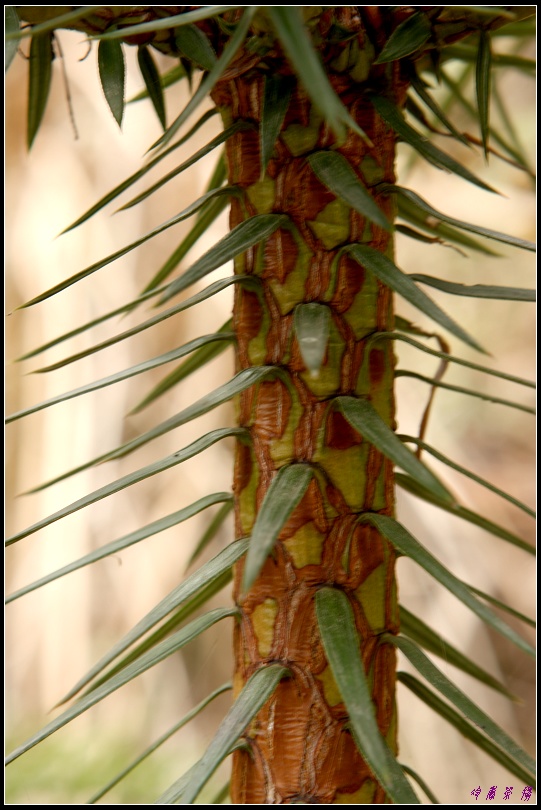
[212,9,407,803]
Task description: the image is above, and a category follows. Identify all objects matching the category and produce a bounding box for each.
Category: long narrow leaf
[21,368,266,494]
[61,109,218,234]
[398,435,534,517]
[5,609,236,766]
[87,570,234,697]
[476,30,492,157]
[95,6,240,41]
[399,764,440,804]
[388,634,535,777]
[337,396,454,504]
[137,45,166,129]
[361,514,534,657]
[107,365,274,463]
[242,464,313,593]
[308,151,391,230]
[7,427,244,542]
[409,73,470,146]
[7,333,234,421]
[98,39,125,127]
[27,33,53,148]
[130,320,235,414]
[399,606,514,698]
[150,8,256,153]
[409,274,535,301]
[261,74,294,176]
[375,11,431,63]
[88,683,232,803]
[370,93,497,193]
[315,588,420,804]
[19,190,233,309]
[21,275,246,367]
[396,472,535,554]
[187,500,234,570]
[175,24,217,71]
[6,6,102,41]
[60,538,249,704]
[175,664,289,804]
[267,7,370,145]
[347,244,485,353]
[396,370,535,414]
[377,331,535,388]
[399,673,536,787]
[119,123,250,211]
[6,493,232,603]
[140,185,230,296]
[159,214,288,304]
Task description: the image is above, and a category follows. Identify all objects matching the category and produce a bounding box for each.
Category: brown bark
[210,8,408,803]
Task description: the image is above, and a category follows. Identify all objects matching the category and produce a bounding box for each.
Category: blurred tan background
[5,27,535,804]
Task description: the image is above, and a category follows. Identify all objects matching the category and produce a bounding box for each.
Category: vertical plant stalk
[212,9,407,803]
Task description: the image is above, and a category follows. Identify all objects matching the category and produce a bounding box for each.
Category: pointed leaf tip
[98,39,125,127]
[242,464,313,594]
[27,32,53,148]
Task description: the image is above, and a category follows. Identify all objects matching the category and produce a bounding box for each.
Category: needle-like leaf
[316,588,420,804]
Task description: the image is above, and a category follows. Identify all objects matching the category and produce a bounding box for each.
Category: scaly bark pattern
[211,8,408,803]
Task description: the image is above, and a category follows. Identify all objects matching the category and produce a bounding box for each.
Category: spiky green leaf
[396,370,535,414]
[389,634,535,777]
[60,538,249,705]
[5,608,236,766]
[396,472,535,554]
[307,151,391,230]
[160,214,288,304]
[18,188,233,309]
[27,33,53,148]
[150,7,256,152]
[399,673,536,787]
[370,93,497,193]
[141,182,230,296]
[7,428,244,541]
[399,606,514,698]
[398,435,534,517]
[399,764,440,805]
[173,664,289,804]
[409,73,470,146]
[261,73,294,176]
[137,45,166,129]
[386,332,535,389]
[98,39,125,127]
[7,332,234,421]
[60,109,218,234]
[175,24,217,71]
[95,6,240,41]
[5,6,102,41]
[130,320,234,415]
[242,463,314,593]
[6,493,232,602]
[408,275,535,301]
[348,244,485,352]
[361,514,535,657]
[316,588,420,804]
[119,123,249,210]
[266,7,370,145]
[88,683,232,804]
[476,30,492,157]
[337,396,454,504]
[375,11,431,63]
